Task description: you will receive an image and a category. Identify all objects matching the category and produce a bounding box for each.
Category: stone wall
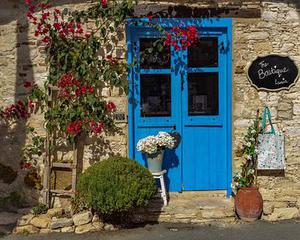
[0,0,128,205]
[0,0,300,221]
[233,1,300,221]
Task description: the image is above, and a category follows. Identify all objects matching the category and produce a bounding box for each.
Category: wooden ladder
[42,86,79,207]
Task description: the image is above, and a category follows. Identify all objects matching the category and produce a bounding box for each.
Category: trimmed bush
[76,157,157,216]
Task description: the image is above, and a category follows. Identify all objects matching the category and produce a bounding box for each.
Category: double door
[127,19,232,193]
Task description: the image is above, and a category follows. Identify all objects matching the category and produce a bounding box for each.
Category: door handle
[172,125,176,130]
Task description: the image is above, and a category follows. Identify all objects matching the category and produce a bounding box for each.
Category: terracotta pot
[234,187,263,221]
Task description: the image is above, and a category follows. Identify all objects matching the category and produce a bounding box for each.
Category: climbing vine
[1,0,136,182]
[0,0,201,189]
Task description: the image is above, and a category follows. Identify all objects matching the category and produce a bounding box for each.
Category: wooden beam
[134,4,261,18]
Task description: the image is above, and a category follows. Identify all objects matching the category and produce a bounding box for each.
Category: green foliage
[242,114,261,162]
[76,157,157,216]
[25,0,136,144]
[0,192,24,209]
[19,0,137,184]
[233,111,262,193]
[32,203,48,216]
[21,127,45,167]
[71,193,88,214]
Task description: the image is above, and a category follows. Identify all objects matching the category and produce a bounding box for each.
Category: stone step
[169,191,227,199]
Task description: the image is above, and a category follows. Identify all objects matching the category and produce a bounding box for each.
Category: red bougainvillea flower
[163,26,199,51]
[106,101,116,111]
[25,0,31,6]
[53,23,62,30]
[42,36,50,43]
[23,81,32,88]
[101,0,107,8]
[73,80,81,88]
[28,100,34,110]
[81,85,87,94]
[105,55,118,65]
[90,121,105,134]
[17,100,24,107]
[147,14,153,21]
[89,86,94,94]
[0,100,31,120]
[54,9,61,14]
[85,33,91,38]
[75,89,81,97]
[66,120,83,135]
[58,73,75,88]
[22,162,33,169]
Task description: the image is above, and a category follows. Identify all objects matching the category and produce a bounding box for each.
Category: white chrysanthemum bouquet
[136,132,176,155]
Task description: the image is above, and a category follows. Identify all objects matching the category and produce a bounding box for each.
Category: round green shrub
[76,157,157,216]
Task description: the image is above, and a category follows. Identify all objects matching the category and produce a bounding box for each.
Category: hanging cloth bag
[257,107,285,170]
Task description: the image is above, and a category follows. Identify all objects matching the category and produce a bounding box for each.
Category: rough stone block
[277,110,293,120]
[286,10,299,21]
[75,223,96,234]
[280,43,295,53]
[263,202,274,215]
[47,208,63,218]
[72,211,93,226]
[262,10,278,21]
[61,226,75,233]
[255,42,273,53]
[201,208,234,219]
[104,223,117,231]
[60,226,75,233]
[92,221,104,230]
[296,198,300,208]
[244,32,269,40]
[30,215,51,229]
[14,225,39,235]
[40,228,60,234]
[268,207,300,221]
[17,214,34,226]
[293,104,300,115]
[50,218,74,229]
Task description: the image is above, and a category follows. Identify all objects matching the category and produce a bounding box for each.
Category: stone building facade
[0,0,300,222]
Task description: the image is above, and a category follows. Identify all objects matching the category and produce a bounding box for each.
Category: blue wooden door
[127,19,232,194]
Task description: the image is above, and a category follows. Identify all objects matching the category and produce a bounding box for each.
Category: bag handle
[262,106,275,134]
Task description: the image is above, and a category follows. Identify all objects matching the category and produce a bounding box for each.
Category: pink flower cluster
[66,119,105,136]
[57,73,94,98]
[25,0,91,44]
[0,100,33,120]
[89,120,105,134]
[164,26,199,51]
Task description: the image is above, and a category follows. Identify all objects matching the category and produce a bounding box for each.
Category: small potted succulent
[233,111,263,221]
[136,132,176,173]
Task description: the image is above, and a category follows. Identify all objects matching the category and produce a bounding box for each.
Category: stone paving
[132,191,236,224]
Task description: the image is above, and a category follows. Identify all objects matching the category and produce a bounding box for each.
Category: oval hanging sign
[247,55,299,91]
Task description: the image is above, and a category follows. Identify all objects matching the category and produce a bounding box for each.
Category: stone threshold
[132,191,236,224]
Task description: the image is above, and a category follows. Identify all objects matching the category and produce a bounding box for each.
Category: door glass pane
[188,37,218,68]
[140,74,171,117]
[188,73,218,116]
[140,38,171,69]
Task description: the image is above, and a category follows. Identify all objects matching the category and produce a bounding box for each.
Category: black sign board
[247,55,299,91]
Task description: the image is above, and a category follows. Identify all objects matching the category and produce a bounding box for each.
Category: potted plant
[136,132,176,173]
[233,111,263,221]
